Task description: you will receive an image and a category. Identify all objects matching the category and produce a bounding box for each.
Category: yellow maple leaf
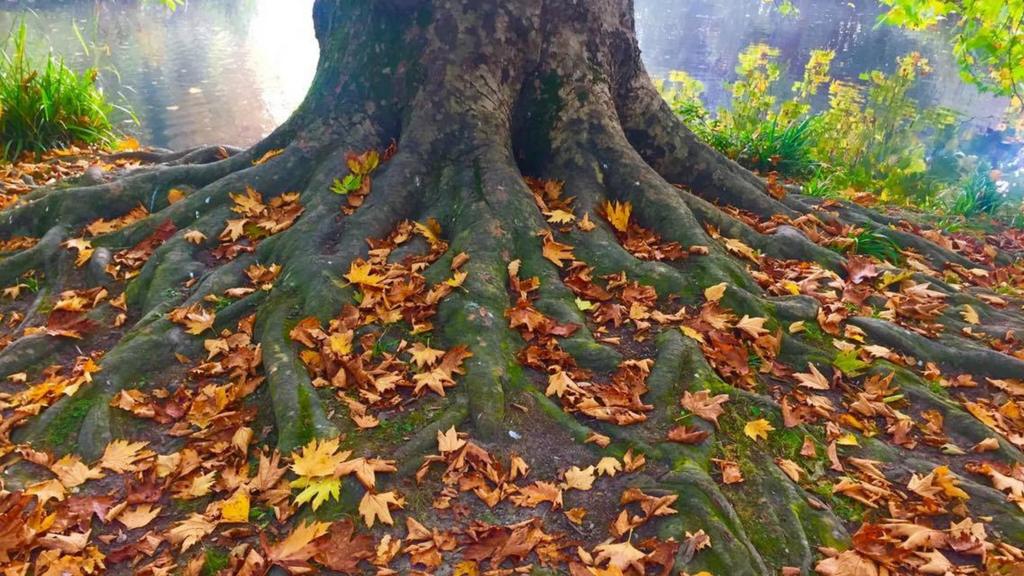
[437,426,466,453]
[602,200,632,232]
[183,230,207,245]
[358,491,403,528]
[117,504,162,529]
[168,514,215,552]
[266,520,330,563]
[409,343,445,368]
[960,304,980,325]
[562,465,596,491]
[345,259,385,287]
[291,436,350,478]
[596,457,622,477]
[735,315,769,339]
[63,238,94,267]
[413,218,443,245]
[220,485,249,522]
[680,325,706,344]
[100,439,151,473]
[743,418,775,442]
[546,209,576,224]
[703,282,727,303]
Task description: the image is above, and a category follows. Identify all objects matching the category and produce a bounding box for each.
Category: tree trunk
[1,1,1023,574]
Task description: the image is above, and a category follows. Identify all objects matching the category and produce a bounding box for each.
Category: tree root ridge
[2,1,1024,575]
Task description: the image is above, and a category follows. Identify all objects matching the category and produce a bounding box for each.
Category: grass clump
[0,22,118,161]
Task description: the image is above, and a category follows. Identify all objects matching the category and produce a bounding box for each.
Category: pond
[0,0,1010,151]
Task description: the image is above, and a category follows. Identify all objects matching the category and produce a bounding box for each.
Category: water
[0,0,1010,151]
[1,0,318,149]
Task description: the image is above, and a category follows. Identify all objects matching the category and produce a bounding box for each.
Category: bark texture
[2,1,1023,574]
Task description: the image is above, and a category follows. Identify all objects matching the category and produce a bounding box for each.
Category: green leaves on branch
[880,0,1024,121]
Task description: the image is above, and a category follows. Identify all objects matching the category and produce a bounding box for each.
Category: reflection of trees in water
[635,0,1004,121]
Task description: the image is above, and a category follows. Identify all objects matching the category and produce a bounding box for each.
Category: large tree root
[2,1,1023,575]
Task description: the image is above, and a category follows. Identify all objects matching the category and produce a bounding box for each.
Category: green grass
[0,22,119,161]
[949,164,1005,217]
[846,228,903,264]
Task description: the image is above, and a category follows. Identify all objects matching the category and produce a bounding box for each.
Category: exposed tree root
[2,1,1023,575]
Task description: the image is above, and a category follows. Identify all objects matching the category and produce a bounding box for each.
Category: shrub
[0,22,117,161]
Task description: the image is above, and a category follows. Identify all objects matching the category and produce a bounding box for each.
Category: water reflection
[635,0,1006,123]
[0,0,317,149]
[0,0,1009,150]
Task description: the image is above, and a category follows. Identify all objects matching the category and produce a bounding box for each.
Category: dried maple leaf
[313,519,374,574]
[264,520,330,569]
[168,514,215,552]
[562,466,596,491]
[358,491,403,528]
[680,390,729,427]
[713,459,744,484]
[436,426,466,453]
[117,504,162,529]
[541,231,574,267]
[596,457,622,477]
[667,425,709,444]
[593,540,646,572]
[794,363,831,390]
[703,282,727,303]
[63,238,94,267]
[99,440,151,473]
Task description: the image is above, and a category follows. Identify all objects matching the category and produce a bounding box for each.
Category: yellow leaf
[743,419,775,442]
[168,514,215,552]
[167,188,186,204]
[562,465,596,491]
[328,332,353,356]
[704,283,727,303]
[961,304,980,325]
[100,440,151,473]
[409,343,445,368]
[734,315,769,339]
[596,457,622,477]
[345,259,384,287]
[183,228,206,243]
[253,148,285,165]
[117,504,162,529]
[836,433,859,446]
[602,200,632,232]
[63,238,94,267]
[358,491,403,528]
[290,476,341,510]
[437,426,466,453]
[413,218,443,245]
[453,561,479,576]
[291,437,350,478]
[680,325,706,344]
[221,489,250,523]
[546,209,575,224]
[267,521,330,563]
